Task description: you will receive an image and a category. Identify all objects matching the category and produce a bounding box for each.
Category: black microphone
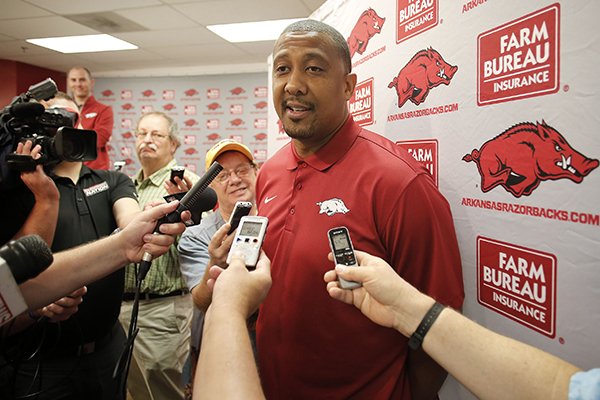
[7,102,45,119]
[137,161,224,281]
[0,234,53,284]
[158,162,223,225]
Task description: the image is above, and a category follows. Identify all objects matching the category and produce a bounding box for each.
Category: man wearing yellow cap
[178,138,258,396]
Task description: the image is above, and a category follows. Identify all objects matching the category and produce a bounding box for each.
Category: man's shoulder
[84,96,112,112]
[356,128,424,169]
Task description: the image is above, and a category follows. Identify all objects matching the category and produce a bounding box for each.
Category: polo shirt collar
[49,163,93,181]
[135,159,177,187]
[286,115,359,172]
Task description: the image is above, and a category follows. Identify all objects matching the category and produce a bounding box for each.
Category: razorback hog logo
[206,133,221,141]
[317,198,350,216]
[388,47,458,108]
[184,147,198,155]
[463,121,599,197]
[184,119,198,127]
[254,101,268,109]
[185,88,199,96]
[121,103,134,111]
[101,89,114,97]
[230,87,245,95]
[254,133,267,141]
[347,8,385,58]
[141,90,154,97]
[207,102,221,110]
[163,103,176,111]
[230,118,244,126]
[121,131,133,139]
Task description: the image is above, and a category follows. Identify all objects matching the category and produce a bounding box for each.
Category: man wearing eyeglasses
[119,111,199,400]
[178,139,258,397]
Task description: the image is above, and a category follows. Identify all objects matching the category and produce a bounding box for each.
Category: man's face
[135,114,177,168]
[67,68,93,101]
[272,31,355,148]
[211,151,257,213]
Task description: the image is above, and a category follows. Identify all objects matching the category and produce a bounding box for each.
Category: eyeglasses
[135,130,169,141]
[214,164,254,184]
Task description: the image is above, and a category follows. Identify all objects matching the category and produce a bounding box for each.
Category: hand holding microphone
[137,161,223,281]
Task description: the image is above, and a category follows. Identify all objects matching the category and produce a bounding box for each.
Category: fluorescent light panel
[208,18,303,43]
[26,34,138,53]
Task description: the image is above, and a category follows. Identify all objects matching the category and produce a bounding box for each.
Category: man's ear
[344,73,358,100]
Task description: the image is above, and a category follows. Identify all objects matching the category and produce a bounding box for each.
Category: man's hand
[324,250,424,335]
[207,223,236,268]
[37,286,87,322]
[119,200,190,262]
[164,175,193,194]
[16,140,59,202]
[206,252,271,319]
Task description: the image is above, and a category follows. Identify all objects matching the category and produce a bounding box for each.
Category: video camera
[0,78,97,189]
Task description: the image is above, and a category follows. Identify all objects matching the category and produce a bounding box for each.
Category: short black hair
[280,19,352,74]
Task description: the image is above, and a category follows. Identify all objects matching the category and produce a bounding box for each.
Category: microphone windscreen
[179,161,223,211]
[0,234,53,284]
[9,102,45,119]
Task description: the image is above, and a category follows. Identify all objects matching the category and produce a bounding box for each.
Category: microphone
[0,235,54,326]
[137,161,223,281]
[0,234,53,284]
[158,161,223,225]
[7,102,45,119]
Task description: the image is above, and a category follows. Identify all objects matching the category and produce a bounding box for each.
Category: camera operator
[0,93,140,400]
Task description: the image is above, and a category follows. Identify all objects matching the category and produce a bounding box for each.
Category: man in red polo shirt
[67,66,114,170]
[255,20,464,399]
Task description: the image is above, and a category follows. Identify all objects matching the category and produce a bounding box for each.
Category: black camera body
[0,78,97,188]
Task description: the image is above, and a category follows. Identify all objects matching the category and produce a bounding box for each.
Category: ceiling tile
[116,6,199,30]
[0,16,98,39]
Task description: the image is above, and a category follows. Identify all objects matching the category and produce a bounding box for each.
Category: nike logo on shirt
[264,195,277,204]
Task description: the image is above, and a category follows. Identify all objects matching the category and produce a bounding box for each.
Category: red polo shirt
[256,116,464,399]
[80,95,114,170]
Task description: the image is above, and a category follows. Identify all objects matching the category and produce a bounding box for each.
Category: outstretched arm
[19,201,188,310]
[194,252,271,400]
[324,251,581,400]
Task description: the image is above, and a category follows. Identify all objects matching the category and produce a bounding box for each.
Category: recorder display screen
[332,232,350,249]
[240,221,262,237]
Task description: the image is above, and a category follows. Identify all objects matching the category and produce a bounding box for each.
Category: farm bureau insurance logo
[477,3,560,106]
[463,120,598,197]
[349,78,374,126]
[396,0,438,44]
[396,139,438,187]
[477,236,556,337]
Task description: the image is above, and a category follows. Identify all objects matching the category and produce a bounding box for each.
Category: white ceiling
[0,0,327,77]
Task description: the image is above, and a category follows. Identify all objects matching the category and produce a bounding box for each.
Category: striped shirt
[123,159,200,294]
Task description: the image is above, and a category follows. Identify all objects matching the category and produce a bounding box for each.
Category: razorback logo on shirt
[84,112,98,119]
[83,181,109,197]
[317,198,350,216]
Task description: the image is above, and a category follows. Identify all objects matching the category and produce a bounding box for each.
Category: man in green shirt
[119,111,199,400]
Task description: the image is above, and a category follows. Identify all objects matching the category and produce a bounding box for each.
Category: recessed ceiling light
[207,18,304,43]
[26,34,138,53]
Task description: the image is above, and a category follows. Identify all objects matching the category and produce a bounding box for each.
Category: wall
[267,1,600,398]
[94,73,268,176]
[0,60,66,107]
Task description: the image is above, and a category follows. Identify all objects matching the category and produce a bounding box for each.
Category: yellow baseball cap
[205,139,254,171]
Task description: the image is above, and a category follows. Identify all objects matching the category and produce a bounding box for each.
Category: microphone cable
[114,161,222,399]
